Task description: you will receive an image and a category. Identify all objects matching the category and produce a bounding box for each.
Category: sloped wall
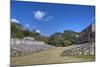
[61,42,95,56]
[11,38,55,57]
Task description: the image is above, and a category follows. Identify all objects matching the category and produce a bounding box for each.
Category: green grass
[72,55,95,61]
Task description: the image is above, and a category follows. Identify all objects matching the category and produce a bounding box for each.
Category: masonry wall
[79,24,95,43]
[61,42,95,56]
[11,38,55,57]
[62,24,95,56]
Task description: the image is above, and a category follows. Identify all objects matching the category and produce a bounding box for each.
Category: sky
[11,1,95,36]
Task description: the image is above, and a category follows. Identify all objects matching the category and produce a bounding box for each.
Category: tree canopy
[11,22,80,47]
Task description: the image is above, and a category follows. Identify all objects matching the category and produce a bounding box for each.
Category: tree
[47,30,80,47]
[11,22,80,47]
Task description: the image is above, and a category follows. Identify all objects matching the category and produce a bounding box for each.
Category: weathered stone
[11,37,55,57]
[61,42,95,56]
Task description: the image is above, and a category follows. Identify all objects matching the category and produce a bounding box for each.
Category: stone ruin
[61,42,95,56]
[11,37,55,57]
[61,24,95,56]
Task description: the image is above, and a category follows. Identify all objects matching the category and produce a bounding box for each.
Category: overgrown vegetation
[11,22,80,47]
[48,31,80,47]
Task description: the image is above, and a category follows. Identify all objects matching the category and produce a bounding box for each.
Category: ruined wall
[11,38,55,57]
[79,24,95,43]
[62,24,95,56]
[61,42,95,56]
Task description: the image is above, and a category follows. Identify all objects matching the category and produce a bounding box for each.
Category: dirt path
[11,47,94,66]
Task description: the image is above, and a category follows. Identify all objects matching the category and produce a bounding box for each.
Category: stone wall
[11,38,55,57]
[61,24,95,56]
[61,42,95,56]
[78,24,95,43]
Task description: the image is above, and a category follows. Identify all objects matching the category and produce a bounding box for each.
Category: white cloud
[35,29,40,33]
[33,10,46,21]
[10,18,20,23]
[25,24,30,27]
[33,10,53,21]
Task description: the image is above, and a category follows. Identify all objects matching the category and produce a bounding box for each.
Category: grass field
[11,47,95,66]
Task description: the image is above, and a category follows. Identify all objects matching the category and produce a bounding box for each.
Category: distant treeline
[11,22,80,47]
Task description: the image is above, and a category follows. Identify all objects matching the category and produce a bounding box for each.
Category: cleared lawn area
[11,47,95,66]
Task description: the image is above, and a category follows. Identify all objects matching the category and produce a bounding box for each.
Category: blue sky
[11,1,95,36]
